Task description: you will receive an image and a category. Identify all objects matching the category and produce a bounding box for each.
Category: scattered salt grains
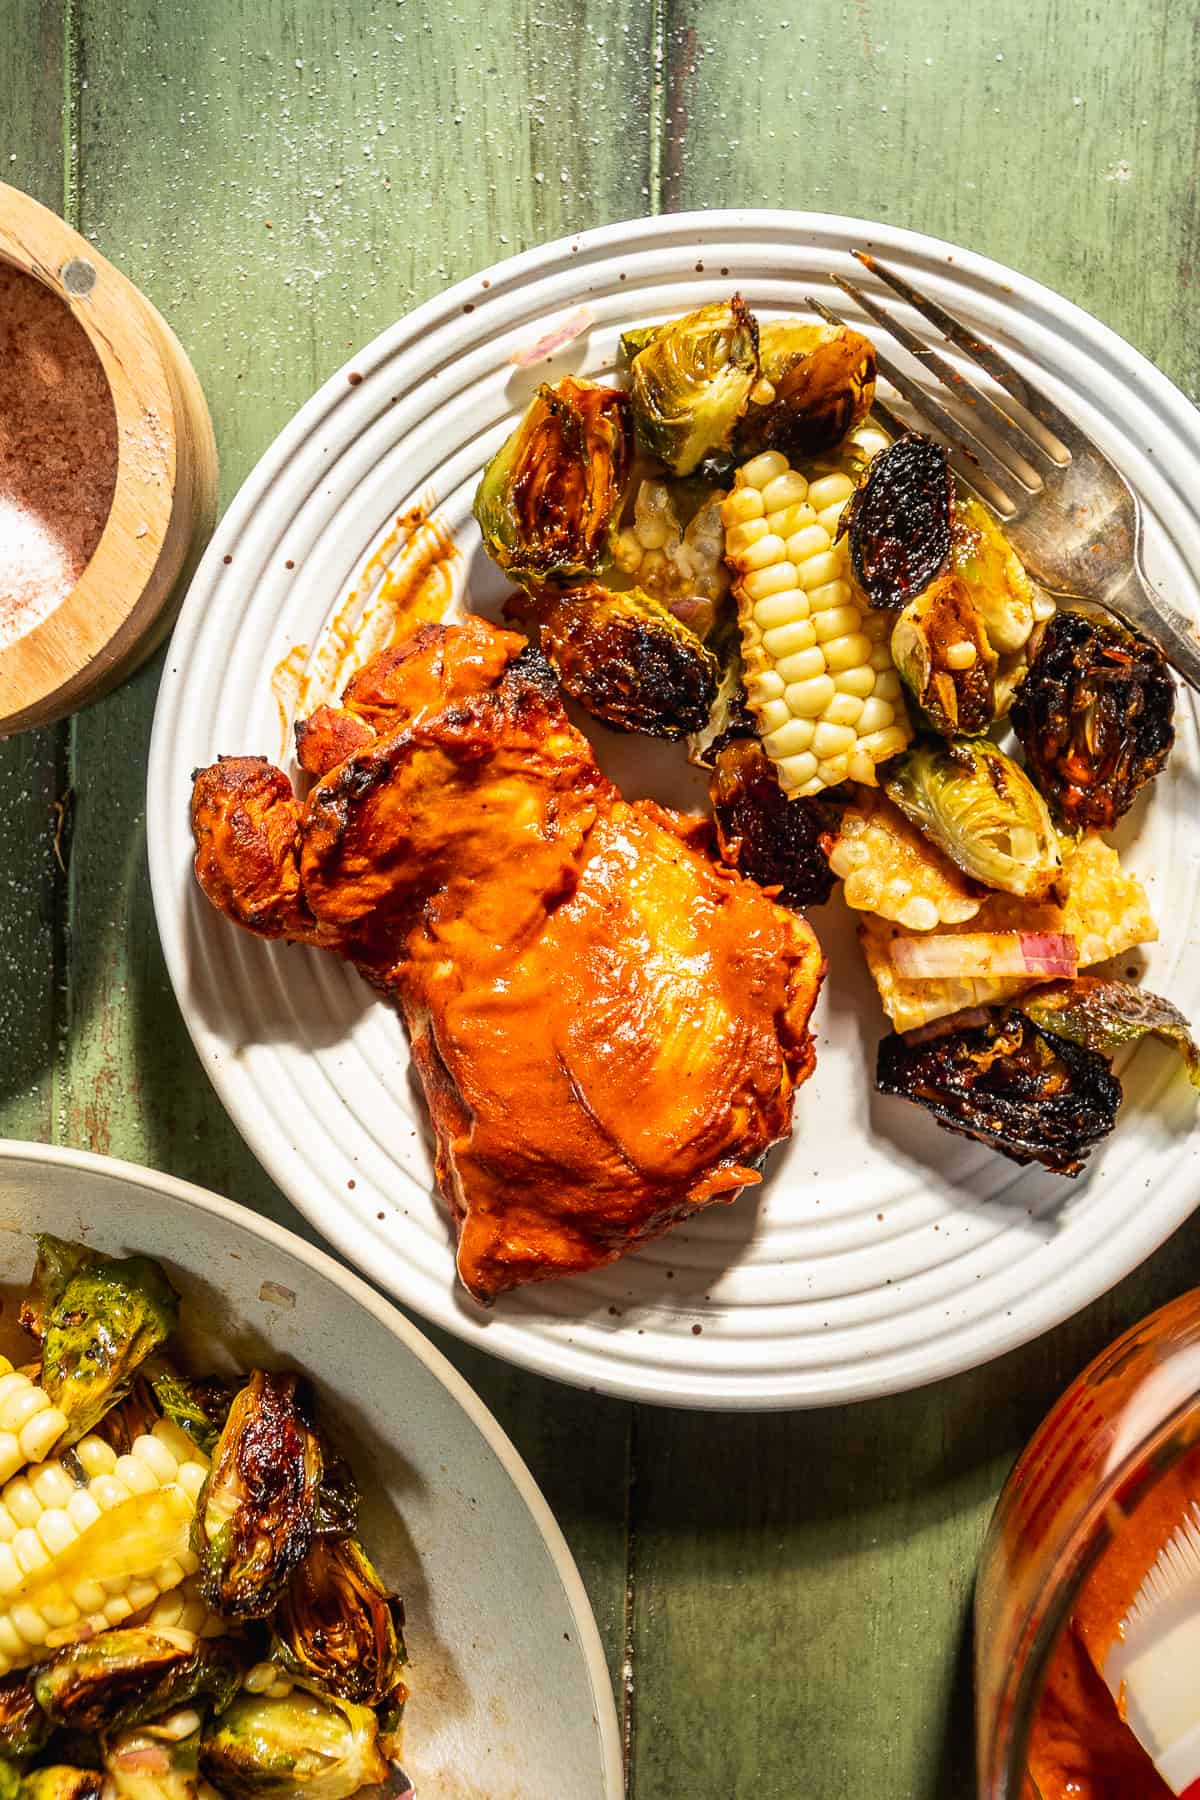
[0,266,118,652]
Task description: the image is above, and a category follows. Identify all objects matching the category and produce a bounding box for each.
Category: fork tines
[809,254,1081,518]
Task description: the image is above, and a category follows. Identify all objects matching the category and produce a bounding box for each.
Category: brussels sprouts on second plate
[1010,609,1175,831]
[33,1628,243,1736]
[38,1242,180,1446]
[883,737,1061,901]
[625,295,760,476]
[843,431,954,610]
[890,573,999,736]
[272,1537,406,1709]
[199,1691,388,1800]
[507,582,718,739]
[708,735,836,907]
[736,319,876,462]
[473,375,633,586]
[195,1373,323,1622]
[876,1006,1122,1175]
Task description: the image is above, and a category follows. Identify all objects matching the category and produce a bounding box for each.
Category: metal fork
[807,251,1200,693]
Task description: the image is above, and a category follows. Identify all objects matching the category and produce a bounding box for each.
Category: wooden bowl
[0,182,218,735]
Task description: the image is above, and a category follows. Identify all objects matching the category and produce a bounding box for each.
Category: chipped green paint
[3,4,1199,1794]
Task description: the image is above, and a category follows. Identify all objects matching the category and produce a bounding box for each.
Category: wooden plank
[627,2,1200,1794]
[0,0,67,1142]
[63,0,654,1712]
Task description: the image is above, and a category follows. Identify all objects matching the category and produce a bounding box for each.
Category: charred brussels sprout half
[876,1008,1122,1175]
[0,1666,52,1759]
[883,738,1060,900]
[708,736,836,907]
[473,376,632,586]
[39,1248,179,1446]
[843,432,953,609]
[737,320,876,461]
[33,1629,242,1736]
[1019,978,1200,1089]
[627,296,760,476]
[272,1537,405,1708]
[509,583,718,739]
[890,574,998,736]
[1010,610,1175,831]
[195,1372,323,1621]
[199,1692,387,1800]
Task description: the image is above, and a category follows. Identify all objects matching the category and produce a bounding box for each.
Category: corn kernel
[764,718,816,758]
[795,550,842,592]
[757,699,792,734]
[35,1509,76,1558]
[74,1439,117,1480]
[813,606,862,644]
[775,646,828,686]
[763,619,820,660]
[115,1454,159,1498]
[761,470,809,511]
[825,692,865,728]
[743,560,800,603]
[823,632,873,674]
[10,1606,49,1646]
[807,472,856,511]
[723,487,765,526]
[742,451,789,487]
[0,1547,22,1598]
[777,752,819,790]
[755,592,812,632]
[784,674,836,718]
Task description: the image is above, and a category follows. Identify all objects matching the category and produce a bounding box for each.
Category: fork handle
[1102,565,1200,695]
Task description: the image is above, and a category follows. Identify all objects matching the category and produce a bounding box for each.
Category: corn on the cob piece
[0,1417,208,1673]
[828,787,982,931]
[135,1573,226,1640]
[0,1358,69,1483]
[613,480,730,617]
[722,431,913,798]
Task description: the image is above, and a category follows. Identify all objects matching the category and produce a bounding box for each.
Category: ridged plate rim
[148,209,1200,1409]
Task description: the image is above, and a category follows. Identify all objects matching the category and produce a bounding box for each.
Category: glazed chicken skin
[191,615,825,1301]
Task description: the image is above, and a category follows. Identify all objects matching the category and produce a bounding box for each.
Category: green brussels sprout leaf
[890,574,998,736]
[41,1253,180,1446]
[884,737,1061,900]
[1019,978,1200,1090]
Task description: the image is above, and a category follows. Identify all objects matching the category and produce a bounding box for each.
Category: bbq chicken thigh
[191,615,825,1301]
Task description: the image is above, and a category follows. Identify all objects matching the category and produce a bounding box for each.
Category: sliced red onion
[889,931,1077,981]
[509,306,595,368]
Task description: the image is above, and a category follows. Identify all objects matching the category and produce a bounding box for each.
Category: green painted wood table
[3,3,1199,1792]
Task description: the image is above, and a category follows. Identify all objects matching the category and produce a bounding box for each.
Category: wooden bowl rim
[0,181,204,726]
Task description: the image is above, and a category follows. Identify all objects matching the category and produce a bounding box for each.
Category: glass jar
[975,1288,1200,1798]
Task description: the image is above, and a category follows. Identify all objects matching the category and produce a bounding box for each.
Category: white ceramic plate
[0,1142,623,1800]
[148,210,1200,1409]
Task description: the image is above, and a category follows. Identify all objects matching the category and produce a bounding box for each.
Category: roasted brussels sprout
[40,1249,179,1446]
[890,574,998,736]
[199,1692,388,1800]
[23,1770,104,1800]
[842,432,953,609]
[19,1237,98,1344]
[876,1007,1122,1175]
[736,319,876,461]
[150,1370,236,1460]
[473,375,632,586]
[1010,610,1175,830]
[195,1373,323,1621]
[272,1537,405,1708]
[1020,978,1200,1089]
[626,296,759,475]
[708,736,836,907]
[508,583,718,738]
[33,1630,242,1736]
[950,496,1047,658]
[0,1666,51,1759]
[883,738,1061,901]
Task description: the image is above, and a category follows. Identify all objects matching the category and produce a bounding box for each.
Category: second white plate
[148,210,1200,1408]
